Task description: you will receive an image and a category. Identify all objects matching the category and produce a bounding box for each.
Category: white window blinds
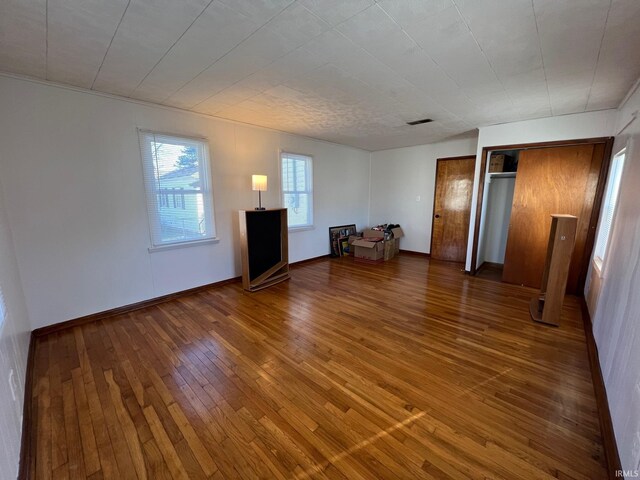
[281,152,313,228]
[138,130,215,247]
[594,149,626,266]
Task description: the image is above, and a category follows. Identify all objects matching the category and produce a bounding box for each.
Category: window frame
[280,150,314,230]
[0,287,6,334]
[138,129,217,251]
[592,147,626,276]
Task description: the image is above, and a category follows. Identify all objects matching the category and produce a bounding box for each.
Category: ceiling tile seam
[158,0,299,105]
[618,75,640,110]
[188,3,334,110]
[318,0,379,30]
[128,0,218,98]
[481,106,616,130]
[353,7,474,127]
[375,4,479,110]
[336,29,472,126]
[90,0,132,90]
[190,58,329,113]
[531,0,553,116]
[277,58,469,132]
[584,0,613,112]
[330,30,474,128]
[451,0,515,110]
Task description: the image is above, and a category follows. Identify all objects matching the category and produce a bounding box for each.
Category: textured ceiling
[1,0,640,151]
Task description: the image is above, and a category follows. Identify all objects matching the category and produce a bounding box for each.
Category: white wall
[0,174,32,479]
[587,84,640,476]
[479,176,515,265]
[0,76,371,329]
[466,110,618,270]
[369,136,478,254]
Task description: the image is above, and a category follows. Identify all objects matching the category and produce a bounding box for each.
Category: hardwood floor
[475,262,504,283]
[27,255,607,479]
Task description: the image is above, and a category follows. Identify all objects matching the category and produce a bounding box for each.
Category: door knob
[434,214,440,218]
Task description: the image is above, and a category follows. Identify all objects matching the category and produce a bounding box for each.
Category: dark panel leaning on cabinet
[239,209,290,291]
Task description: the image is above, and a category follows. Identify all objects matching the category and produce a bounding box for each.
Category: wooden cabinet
[530,215,578,326]
[239,209,290,292]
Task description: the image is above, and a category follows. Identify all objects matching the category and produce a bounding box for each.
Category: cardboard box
[384,238,396,260]
[355,227,405,261]
[362,229,385,239]
[390,227,404,253]
[489,154,512,173]
[348,235,361,246]
[389,227,404,238]
[356,227,404,263]
[352,238,384,263]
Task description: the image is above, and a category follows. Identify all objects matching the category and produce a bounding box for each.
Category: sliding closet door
[502,144,604,294]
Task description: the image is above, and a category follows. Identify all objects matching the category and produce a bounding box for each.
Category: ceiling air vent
[406,118,433,126]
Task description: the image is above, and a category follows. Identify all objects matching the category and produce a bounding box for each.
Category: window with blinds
[281,152,313,228]
[138,130,216,248]
[593,148,626,270]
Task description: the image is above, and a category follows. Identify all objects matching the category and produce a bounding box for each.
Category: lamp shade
[252,174,268,191]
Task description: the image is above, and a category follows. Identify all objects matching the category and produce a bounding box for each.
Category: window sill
[289,226,315,233]
[148,237,219,253]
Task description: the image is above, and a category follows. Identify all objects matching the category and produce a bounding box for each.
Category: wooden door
[502,144,604,293]
[431,156,475,262]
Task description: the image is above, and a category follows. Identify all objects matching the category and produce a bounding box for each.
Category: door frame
[430,155,476,261]
[469,137,614,294]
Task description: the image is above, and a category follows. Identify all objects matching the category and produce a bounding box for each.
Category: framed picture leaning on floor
[329,224,356,257]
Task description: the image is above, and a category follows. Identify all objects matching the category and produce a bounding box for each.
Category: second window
[281,152,313,229]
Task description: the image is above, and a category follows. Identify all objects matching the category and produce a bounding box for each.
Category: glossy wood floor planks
[28,256,607,479]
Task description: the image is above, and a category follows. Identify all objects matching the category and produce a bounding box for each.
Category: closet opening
[469,137,614,295]
[475,149,519,281]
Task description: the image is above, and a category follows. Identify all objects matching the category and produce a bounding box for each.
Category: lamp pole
[258,190,263,210]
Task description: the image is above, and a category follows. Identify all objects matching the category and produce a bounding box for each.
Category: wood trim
[290,254,330,267]
[577,138,614,291]
[435,155,478,162]
[32,276,241,337]
[18,333,36,480]
[469,136,614,279]
[33,252,335,337]
[430,155,476,262]
[480,137,612,153]
[399,249,431,257]
[430,159,442,256]
[580,299,622,479]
